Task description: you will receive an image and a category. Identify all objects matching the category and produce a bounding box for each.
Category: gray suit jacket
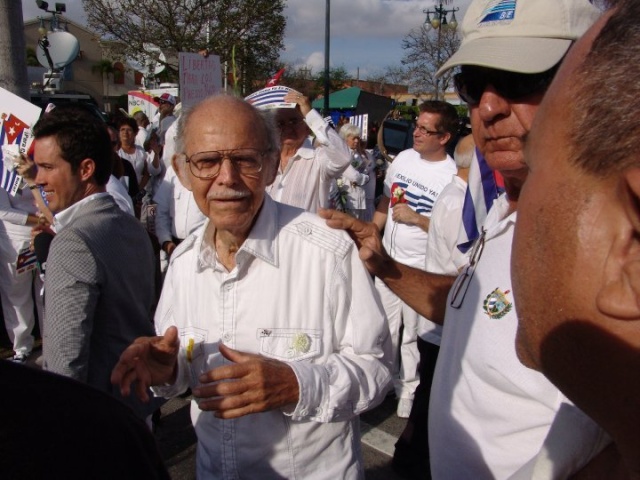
[43,194,159,418]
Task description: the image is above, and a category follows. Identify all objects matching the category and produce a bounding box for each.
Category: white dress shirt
[153,196,391,479]
[266,109,350,213]
[106,175,134,216]
[154,166,206,245]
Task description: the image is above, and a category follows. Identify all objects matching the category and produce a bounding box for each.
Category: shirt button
[299,409,308,416]
[222,333,232,343]
[223,433,232,441]
[225,284,233,290]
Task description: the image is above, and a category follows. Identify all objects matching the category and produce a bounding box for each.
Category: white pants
[0,232,43,355]
[375,277,419,400]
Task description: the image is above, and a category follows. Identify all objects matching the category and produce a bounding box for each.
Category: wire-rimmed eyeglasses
[184,148,268,179]
[449,228,486,309]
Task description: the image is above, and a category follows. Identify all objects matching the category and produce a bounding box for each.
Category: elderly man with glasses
[112,94,391,479]
[322,0,611,478]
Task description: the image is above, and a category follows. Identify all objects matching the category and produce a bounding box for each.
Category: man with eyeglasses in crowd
[322,0,611,478]
[112,94,392,479]
[262,88,351,213]
[371,101,458,419]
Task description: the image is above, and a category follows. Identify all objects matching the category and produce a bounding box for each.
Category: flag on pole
[456,147,504,253]
[265,68,286,87]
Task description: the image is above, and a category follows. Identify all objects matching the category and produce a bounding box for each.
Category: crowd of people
[2,0,640,478]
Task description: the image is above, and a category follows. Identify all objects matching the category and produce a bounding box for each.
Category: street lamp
[36,1,67,32]
[423,0,458,100]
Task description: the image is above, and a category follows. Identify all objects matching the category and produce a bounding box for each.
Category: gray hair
[174,94,281,163]
[570,0,639,174]
[132,111,149,125]
[454,134,475,169]
[339,123,361,140]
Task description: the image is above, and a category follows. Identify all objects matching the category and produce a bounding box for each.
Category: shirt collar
[484,193,517,240]
[196,195,279,272]
[293,137,315,161]
[53,192,111,233]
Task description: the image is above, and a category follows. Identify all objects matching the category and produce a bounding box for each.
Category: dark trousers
[393,338,440,479]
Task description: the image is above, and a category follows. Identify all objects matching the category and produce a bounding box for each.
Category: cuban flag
[245,86,296,110]
[265,68,286,87]
[0,113,30,196]
[457,147,504,253]
[16,247,38,275]
[348,114,369,142]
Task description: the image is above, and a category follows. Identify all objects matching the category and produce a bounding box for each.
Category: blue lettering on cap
[479,0,516,24]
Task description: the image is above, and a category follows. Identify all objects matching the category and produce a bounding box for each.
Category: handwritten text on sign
[179,52,222,108]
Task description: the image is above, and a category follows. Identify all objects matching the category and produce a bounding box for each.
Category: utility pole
[0,0,30,100]
[323,0,330,116]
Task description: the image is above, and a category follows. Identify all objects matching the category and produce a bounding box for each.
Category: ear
[264,152,279,186]
[596,168,640,319]
[439,132,452,148]
[173,154,192,191]
[78,158,96,182]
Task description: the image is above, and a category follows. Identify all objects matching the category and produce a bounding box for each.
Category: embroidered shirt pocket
[257,328,322,362]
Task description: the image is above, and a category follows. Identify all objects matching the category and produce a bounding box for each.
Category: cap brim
[437,37,573,77]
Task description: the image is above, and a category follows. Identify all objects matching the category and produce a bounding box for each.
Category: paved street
[2,329,408,479]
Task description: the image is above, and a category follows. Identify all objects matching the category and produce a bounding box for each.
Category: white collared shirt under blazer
[153,195,392,479]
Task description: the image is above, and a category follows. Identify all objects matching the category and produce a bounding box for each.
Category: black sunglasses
[453,66,558,106]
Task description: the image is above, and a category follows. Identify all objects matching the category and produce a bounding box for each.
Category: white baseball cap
[437,0,601,76]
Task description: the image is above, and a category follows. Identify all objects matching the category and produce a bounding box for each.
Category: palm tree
[92,59,115,101]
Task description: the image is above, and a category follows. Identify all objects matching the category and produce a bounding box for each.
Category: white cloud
[22,0,474,77]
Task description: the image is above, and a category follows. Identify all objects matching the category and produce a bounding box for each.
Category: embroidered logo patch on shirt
[478,0,516,24]
[482,288,512,319]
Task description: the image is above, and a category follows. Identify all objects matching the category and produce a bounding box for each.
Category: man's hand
[193,344,299,419]
[111,326,180,402]
[15,154,37,182]
[319,208,393,277]
[392,203,430,232]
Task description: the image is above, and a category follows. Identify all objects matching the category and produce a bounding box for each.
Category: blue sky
[22,0,472,79]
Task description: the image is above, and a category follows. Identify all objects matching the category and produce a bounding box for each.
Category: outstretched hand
[193,344,299,419]
[318,208,392,277]
[111,326,180,402]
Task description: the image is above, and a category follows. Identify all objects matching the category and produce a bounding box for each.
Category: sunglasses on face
[453,66,558,106]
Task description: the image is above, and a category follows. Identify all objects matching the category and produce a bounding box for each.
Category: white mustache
[206,190,250,201]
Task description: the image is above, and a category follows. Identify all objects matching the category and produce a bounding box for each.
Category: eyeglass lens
[187,149,264,178]
[454,66,557,105]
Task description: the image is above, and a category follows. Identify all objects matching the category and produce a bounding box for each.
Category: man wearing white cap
[323,0,611,478]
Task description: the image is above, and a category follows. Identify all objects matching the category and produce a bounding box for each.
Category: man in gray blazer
[32,105,160,420]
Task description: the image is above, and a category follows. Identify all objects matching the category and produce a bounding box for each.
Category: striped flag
[349,114,369,142]
[456,147,504,253]
[245,86,296,110]
[0,167,20,196]
[16,246,38,275]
